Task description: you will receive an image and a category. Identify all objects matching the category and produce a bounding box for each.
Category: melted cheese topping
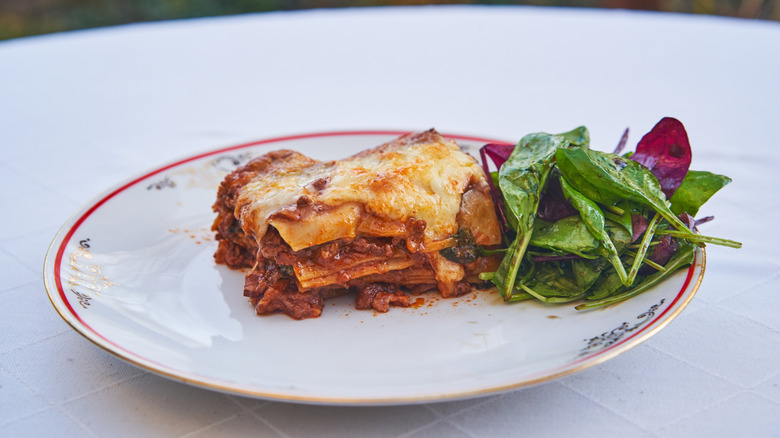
[235,130,499,251]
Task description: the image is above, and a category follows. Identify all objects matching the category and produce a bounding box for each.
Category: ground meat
[301,236,395,266]
[354,283,411,312]
[347,238,395,258]
[452,281,472,297]
[258,229,298,265]
[252,284,325,320]
[243,260,288,299]
[214,238,256,270]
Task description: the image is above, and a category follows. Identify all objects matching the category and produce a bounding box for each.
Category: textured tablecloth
[1,5,779,437]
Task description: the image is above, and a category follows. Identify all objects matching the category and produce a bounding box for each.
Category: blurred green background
[1,0,778,40]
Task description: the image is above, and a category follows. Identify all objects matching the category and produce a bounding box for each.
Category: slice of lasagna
[212,130,502,319]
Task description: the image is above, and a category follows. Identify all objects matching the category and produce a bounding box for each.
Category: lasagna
[212,130,502,319]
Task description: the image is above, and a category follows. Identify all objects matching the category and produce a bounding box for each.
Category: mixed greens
[474,117,740,309]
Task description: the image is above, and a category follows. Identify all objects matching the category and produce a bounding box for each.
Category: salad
[475,117,741,309]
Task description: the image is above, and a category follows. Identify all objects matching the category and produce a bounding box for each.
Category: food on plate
[212,129,502,319]
[213,118,741,319]
[478,117,741,309]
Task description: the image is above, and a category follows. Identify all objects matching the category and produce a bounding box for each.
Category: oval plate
[43,131,704,405]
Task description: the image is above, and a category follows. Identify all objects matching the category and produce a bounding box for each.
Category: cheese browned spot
[212,129,501,319]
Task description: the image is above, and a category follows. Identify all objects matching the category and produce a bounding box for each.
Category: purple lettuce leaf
[479,143,515,232]
[640,234,679,275]
[678,212,715,232]
[532,254,583,263]
[537,173,578,222]
[613,128,630,155]
[630,117,692,199]
[480,143,516,170]
[695,215,714,227]
[679,212,696,231]
[631,214,649,242]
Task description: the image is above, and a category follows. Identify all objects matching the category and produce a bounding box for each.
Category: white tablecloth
[1,5,779,437]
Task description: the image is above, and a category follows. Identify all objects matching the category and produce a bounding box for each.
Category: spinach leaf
[584,268,626,300]
[555,147,693,235]
[560,176,630,286]
[529,216,600,258]
[440,228,479,264]
[577,240,697,310]
[557,126,591,148]
[491,127,589,299]
[669,170,732,216]
[572,258,608,291]
[482,227,524,300]
[603,219,634,253]
[517,262,585,303]
[499,127,589,230]
[603,199,634,236]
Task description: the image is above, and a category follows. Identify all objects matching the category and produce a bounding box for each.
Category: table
[2,5,779,437]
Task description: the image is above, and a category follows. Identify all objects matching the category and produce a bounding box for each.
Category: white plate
[43,131,704,405]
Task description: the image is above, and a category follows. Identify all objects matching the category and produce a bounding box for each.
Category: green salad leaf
[559,175,630,286]
[669,170,732,216]
[493,127,589,300]
[555,147,694,235]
